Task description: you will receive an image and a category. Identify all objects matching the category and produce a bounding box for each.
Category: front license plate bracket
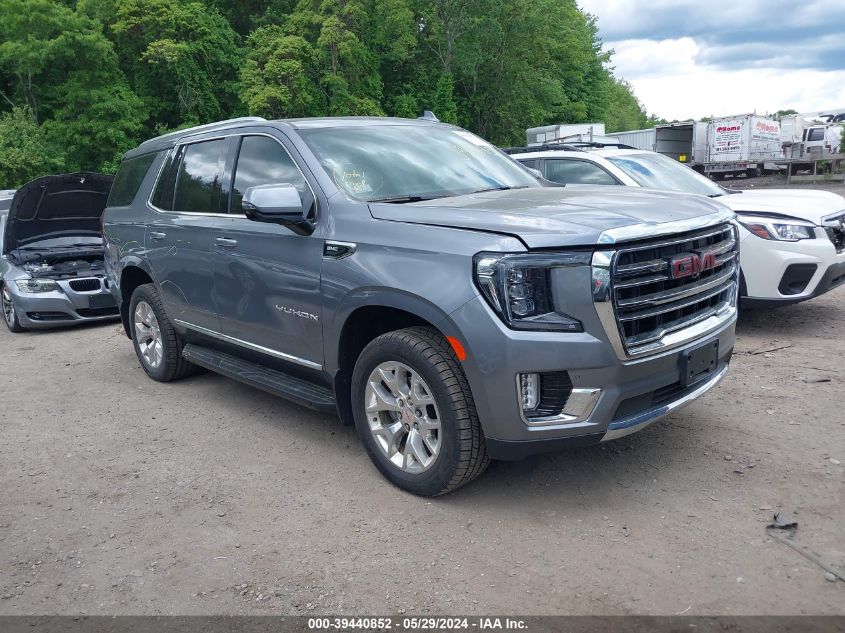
[681,339,719,388]
[88,294,116,309]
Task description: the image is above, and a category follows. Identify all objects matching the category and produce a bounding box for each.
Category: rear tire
[129,284,196,381]
[1,283,27,333]
[351,327,489,496]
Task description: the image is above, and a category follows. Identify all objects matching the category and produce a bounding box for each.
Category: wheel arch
[118,264,155,338]
[328,290,461,426]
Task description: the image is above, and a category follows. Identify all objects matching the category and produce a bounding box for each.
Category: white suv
[511,145,845,308]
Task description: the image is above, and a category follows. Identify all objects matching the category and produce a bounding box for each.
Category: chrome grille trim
[592,221,739,360]
[616,263,736,309]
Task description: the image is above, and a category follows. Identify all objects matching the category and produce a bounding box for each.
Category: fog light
[519,373,540,411]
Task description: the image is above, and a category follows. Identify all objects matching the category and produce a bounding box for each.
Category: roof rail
[502,143,581,154]
[138,117,268,148]
[563,141,637,149]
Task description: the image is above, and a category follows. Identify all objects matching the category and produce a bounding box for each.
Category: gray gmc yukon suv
[103,116,738,496]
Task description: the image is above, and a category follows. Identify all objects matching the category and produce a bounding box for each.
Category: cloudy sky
[578,0,845,122]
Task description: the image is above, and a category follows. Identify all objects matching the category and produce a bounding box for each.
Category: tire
[745,167,762,179]
[712,172,726,181]
[351,326,489,496]
[1,283,27,333]
[128,284,196,382]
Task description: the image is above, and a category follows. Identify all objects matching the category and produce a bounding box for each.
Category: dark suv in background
[103,116,738,495]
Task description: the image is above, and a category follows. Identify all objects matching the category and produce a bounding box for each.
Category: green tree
[240,26,318,118]
[0,0,144,173]
[0,106,60,187]
[601,78,649,133]
[91,0,243,131]
[432,74,458,123]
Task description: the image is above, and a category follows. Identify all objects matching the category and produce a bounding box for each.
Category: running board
[182,344,337,414]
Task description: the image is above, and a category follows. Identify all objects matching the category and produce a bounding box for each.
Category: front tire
[2,283,27,333]
[129,284,195,381]
[351,327,489,496]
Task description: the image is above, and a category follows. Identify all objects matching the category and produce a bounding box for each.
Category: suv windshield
[606,152,727,197]
[299,124,539,202]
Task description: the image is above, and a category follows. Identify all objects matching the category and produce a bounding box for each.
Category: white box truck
[625,116,781,178]
[706,114,782,178]
[613,128,656,151]
[526,123,608,146]
[779,114,843,173]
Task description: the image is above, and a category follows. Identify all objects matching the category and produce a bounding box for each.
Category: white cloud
[607,37,845,120]
[576,1,845,121]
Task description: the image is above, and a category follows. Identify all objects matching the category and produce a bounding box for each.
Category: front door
[212,133,324,370]
[146,138,230,332]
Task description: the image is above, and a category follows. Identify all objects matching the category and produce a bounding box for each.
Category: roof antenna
[419,110,439,122]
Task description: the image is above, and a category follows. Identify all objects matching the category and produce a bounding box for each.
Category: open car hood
[3,173,113,254]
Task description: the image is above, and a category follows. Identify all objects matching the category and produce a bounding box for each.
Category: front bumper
[739,227,845,304]
[448,295,736,459]
[10,278,119,329]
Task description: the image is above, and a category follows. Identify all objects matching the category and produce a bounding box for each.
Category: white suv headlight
[737,215,814,242]
[15,278,58,293]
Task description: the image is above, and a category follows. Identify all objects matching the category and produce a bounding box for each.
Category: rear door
[211,132,324,370]
[146,137,230,332]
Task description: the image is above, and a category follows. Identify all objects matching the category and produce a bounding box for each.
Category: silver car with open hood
[1,172,119,332]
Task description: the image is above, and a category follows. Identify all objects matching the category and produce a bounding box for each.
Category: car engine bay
[14,249,106,280]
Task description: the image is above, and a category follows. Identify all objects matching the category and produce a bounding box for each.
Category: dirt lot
[1,179,844,616]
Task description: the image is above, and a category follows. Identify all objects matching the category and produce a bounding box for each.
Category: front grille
[824,213,845,252]
[609,223,738,355]
[69,278,101,292]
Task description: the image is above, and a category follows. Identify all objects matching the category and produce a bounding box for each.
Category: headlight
[15,278,58,293]
[737,215,814,241]
[473,252,586,331]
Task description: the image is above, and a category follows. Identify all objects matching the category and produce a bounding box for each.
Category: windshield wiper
[468,185,530,195]
[369,194,447,204]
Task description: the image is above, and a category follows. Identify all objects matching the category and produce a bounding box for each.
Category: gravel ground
[1,181,844,616]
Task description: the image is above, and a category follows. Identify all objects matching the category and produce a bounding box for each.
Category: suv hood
[3,173,113,254]
[719,189,845,224]
[369,186,733,248]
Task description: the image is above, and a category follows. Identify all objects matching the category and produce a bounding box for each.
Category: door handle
[215,237,238,248]
[149,231,166,241]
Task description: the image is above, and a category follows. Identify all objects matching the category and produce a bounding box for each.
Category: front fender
[323,287,471,373]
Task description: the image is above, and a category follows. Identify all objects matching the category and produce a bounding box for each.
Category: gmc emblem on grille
[669,250,718,280]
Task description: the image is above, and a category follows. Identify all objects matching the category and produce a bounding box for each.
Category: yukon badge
[275,305,319,322]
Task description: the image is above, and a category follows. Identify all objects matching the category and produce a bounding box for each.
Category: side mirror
[526,167,542,179]
[242,184,315,235]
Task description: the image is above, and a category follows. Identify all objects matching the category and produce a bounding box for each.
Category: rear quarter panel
[102,151,167,305]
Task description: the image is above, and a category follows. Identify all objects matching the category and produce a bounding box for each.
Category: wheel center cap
[401,407,415,425]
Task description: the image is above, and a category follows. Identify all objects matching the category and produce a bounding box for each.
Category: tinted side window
[806,128,825,142]
[231,136,307,214]
[172,139,228,213]
[151,148,181,211]
[544,159,618,185]
[519,159,538,169]
[108,153,158,207]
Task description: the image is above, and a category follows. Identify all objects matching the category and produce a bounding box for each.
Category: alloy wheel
[2,285,15,328]
[134,300,163,369]
[364,361,442,474]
